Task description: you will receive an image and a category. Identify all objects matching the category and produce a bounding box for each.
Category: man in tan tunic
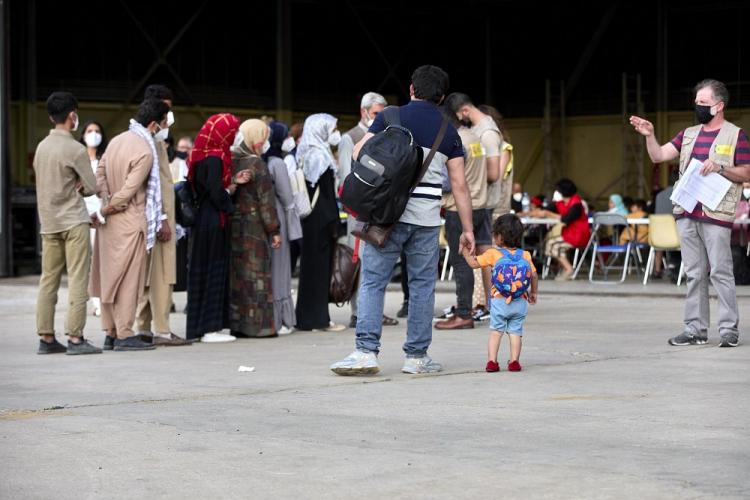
[90,98,171,351]
[34,91,101,355]
[134,85,189,346]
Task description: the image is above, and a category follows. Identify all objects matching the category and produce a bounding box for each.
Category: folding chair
[540,223,582,280]
[643,214,684,286]
[584,213,641,283]
[439,224,452,281]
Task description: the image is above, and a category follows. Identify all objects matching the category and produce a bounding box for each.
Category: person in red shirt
[531,178,590,281]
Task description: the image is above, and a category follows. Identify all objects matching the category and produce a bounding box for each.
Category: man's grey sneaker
[37,337,67,354]
[402,356,443,374]
[718,333,739,348]
[103,336,115,351]
[330,350,379,375]
[114,336,157,351]
[668,332,708,346]
[66,338,103,355]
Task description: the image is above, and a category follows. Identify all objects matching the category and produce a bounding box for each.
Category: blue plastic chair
[585,213,641,283]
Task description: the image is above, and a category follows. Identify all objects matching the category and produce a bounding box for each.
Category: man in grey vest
[337,91,398,328]
[630,79,750,347]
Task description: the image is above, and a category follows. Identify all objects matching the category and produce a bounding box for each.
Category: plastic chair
[643,214,685,286]
[584,213,641,283]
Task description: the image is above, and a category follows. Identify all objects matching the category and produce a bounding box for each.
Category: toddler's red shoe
[507,360,522,372]
[485,360,500,372]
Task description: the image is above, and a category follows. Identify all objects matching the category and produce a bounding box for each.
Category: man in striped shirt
[630,79,750,348]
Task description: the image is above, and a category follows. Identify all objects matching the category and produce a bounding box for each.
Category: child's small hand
[528,291,538,305]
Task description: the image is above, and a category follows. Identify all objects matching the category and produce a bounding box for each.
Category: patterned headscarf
[296,113,337,187]
[187,113,240,189]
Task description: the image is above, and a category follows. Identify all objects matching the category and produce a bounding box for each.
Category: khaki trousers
[135,277,173,334]
[100,241,146,340]
[37,223,91,337]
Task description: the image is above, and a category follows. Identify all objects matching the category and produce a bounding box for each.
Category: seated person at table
[619,199,649,245]
[529,178,590,281]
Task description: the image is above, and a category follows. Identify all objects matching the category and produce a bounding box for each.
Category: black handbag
[175,181,198,227]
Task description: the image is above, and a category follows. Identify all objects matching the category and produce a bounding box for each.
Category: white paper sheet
[670,159,732,211]
[670,181,698,212]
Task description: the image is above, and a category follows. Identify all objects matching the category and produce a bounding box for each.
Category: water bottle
[521,192,530,213]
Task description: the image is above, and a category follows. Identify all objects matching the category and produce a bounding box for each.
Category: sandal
[381,315,399,326]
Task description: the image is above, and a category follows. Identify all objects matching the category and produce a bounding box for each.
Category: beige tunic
[89,130,152,303]
[143,142,176,286]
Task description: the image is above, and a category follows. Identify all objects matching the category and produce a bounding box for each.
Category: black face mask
[695,104,715,124]
[460,118,472,128]
[175,151,188,160]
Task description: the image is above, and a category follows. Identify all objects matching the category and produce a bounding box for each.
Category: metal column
[0,0,10,276]
[276,0,292,124]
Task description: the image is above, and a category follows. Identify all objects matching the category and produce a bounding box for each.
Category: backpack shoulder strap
[410,116,449,192]
[382,106,401,128]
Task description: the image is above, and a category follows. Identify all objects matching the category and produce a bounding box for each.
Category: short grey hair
[360,91,387,110]
[694,79,730,106]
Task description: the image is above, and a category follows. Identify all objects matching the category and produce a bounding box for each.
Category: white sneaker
[277,325,293,335]
[402,356,442,374]
[330,350,380,375]
[201,332,237,343]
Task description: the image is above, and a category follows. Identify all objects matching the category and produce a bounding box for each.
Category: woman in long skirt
[294,114,345,332]
[264,121,303,334]
[228,119,281,338]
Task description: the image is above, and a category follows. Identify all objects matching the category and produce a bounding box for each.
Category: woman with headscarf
[228,119,281,338]
[295,113,346,332]
[607,194,629,216]
[264,121,303,335]
[185,113,251,342]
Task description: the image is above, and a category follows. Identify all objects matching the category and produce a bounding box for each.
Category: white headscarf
[296,113,337,187]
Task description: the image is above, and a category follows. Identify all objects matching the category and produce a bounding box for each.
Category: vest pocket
[714,184,741,216]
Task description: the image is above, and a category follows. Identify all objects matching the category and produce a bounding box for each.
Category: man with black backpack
[331,65,475,375]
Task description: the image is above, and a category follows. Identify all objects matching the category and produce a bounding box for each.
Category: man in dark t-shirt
[331,65,475,376]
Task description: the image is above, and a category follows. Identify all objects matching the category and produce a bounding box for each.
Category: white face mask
[167,111,175,127]
[552,190,563,202]
[744,188,750,199]
[512,192,523,202]
[363,110,375,128]
[328,130,341,147]
[84,131,102,148]
[71,113,79,132]
[281,137,296,153]
[154,125,169,142]
[261,140,271,154]
[231,131,245,152]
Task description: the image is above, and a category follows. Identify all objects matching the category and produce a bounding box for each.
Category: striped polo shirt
[670,126,750,227]
[369,100,464,227]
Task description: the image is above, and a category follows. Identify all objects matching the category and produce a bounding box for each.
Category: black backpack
[341,106,447,225]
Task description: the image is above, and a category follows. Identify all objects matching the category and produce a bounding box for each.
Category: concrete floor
[0,277,748,499]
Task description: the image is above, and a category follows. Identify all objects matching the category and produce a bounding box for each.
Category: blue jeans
[356,222,440,357]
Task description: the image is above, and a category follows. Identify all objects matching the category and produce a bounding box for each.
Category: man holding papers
[630,79,750,348]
